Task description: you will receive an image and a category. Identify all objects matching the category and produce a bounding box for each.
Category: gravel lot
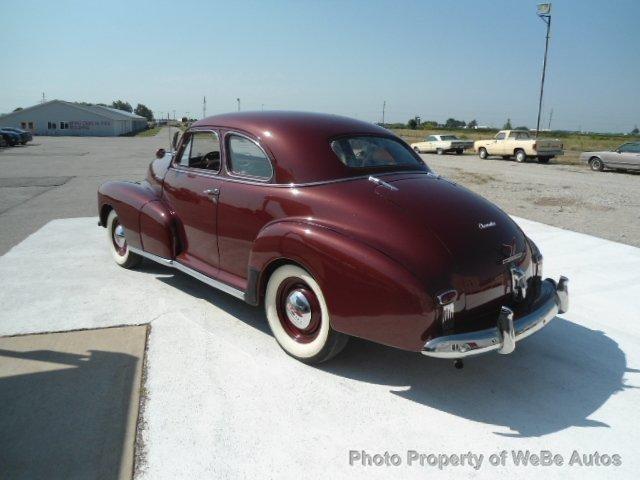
[0,133,638,255]
[422,152,640,247]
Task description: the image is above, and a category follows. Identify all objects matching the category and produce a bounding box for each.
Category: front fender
[248,221,438,352]
[98,180,176,257]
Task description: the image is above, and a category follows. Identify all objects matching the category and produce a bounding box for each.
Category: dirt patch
[532,196,577,207]
[449,169,498,185]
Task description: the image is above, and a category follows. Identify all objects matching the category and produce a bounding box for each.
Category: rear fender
[248,221,437,351]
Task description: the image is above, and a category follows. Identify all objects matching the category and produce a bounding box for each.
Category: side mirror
[172,131,180,151]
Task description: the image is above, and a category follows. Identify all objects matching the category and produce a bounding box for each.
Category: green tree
[445,118,466,128]
[515,125,529,131]
[12,107,23,112]
[407,118,418,130]
[503,118,513,129]
[111,100,133,113]
[134,103,154,121]
[467,119,478,128]
[631,125,639,135]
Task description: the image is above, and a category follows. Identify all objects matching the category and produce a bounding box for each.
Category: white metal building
[0,100,147,136]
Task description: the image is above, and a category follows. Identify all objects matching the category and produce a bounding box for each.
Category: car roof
[191,111,404,183]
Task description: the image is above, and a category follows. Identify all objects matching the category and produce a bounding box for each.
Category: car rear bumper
[537,150,564,156]
[422,276,568,358]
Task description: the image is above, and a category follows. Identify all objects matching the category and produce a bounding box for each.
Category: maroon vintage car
[98,111,568,365]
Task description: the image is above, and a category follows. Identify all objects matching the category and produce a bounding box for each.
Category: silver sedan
[580,142,640,172]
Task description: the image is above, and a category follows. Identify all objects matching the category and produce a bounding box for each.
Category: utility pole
[535,3,552,138]
[237,98,241,112]
[547,108,553,131]
[41,92,45,104]
[261,104,264,111]
[382,101,386,125]
[202,96,206,119]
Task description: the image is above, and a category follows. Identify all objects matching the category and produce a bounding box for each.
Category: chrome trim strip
[129,247,245,300]
[422,277,568,359]
[169,167,431,188]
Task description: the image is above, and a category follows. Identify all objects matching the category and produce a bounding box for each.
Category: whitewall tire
[106,209,142,269]
[265,264,348,363]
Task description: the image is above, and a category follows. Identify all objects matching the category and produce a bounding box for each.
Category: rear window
[331,136,423,169]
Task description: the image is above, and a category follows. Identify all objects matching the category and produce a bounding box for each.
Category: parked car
[474,130,564,163]
[410,134,474,155]
[0,128,21,147]
[580,142,640,172]
[98,112,568,364]
[0,127,32,144]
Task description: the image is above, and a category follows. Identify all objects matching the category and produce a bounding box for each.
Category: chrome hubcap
[114,224,126,249]
[285,289,312,329]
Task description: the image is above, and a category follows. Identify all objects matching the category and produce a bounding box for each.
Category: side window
[629,144,640,153]
[186,131,221,171]
[496,132,506,140]
[427,136,437,142]
[227,135,272,180]
[179,136,192,166]
[618,143,631,153]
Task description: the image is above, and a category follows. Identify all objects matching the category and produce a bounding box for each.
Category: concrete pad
[0,217,639,479]
[0,325,147,480]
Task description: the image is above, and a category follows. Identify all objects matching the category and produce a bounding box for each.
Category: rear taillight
[532,142,537,151]
[436,289,457,330]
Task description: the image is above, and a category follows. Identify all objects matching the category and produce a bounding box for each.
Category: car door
[611,143,640,170]
[424,135,436,152]
[162,129,224,275]
[491,132,506,154]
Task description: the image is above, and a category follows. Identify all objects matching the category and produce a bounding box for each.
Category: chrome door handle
[204,188,220,196]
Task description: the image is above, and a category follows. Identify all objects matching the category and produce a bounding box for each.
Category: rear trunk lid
[373,174,531,318]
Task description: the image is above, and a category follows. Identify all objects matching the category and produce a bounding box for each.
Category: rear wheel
[455,149,463,155]
[478,148,488,159]
[106,209,142,269]
[265,264,349,364]
[589,157,604,171]
[537,156,550,164]
[515,149,527,163]
[436,148,444,155]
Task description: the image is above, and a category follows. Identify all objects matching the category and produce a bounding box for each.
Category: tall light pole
[382,100,386,125]
[535,3,552,138]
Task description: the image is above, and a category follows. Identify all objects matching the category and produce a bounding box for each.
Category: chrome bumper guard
[422,276,568,359]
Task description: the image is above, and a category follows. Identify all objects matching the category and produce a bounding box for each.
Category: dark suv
[0,127,32,145]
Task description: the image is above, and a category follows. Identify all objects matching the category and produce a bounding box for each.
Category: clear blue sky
[1,0,638,132]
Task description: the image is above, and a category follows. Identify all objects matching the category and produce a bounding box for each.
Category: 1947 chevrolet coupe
[98,112,568,365]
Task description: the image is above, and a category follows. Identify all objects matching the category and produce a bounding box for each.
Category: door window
[227,135,273,180]
[495,132,506,140]
[183,131,221,172]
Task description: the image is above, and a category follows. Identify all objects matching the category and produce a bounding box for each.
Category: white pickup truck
[474,130,564,163]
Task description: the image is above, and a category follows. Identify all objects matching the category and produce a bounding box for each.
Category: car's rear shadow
[149,262,632,438]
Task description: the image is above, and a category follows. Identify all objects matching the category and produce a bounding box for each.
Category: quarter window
[182,131,221,172]
[227,135,272,180]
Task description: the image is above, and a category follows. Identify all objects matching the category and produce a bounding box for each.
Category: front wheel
[265,265,349,364]
[413,147,421,153]
[478,148,488,159]
[590,157,604,172]
[106,209,142,269]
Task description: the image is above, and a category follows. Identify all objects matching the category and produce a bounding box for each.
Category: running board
[128,247,246,301]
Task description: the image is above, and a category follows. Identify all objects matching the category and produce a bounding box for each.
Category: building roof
[0,100,146,121]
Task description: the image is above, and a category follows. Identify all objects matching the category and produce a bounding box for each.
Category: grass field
[132,126,162,137]
[392,128,640,164]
